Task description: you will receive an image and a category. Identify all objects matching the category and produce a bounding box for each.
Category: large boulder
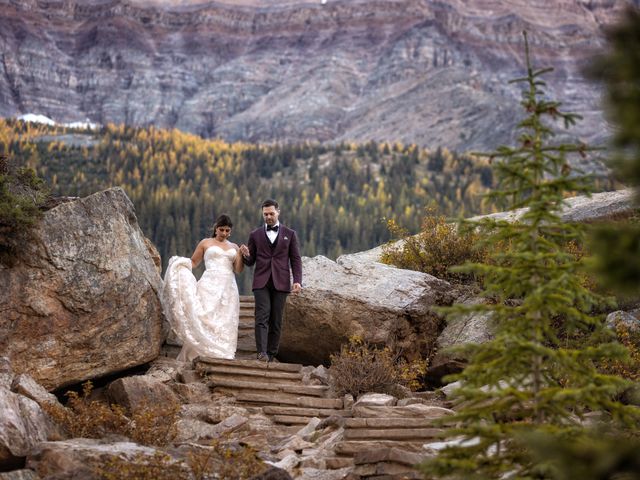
[0,188,165,391]
[281,255,452,366]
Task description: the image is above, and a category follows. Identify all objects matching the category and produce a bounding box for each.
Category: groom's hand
[292,282,302,294]
[239,244,250,258]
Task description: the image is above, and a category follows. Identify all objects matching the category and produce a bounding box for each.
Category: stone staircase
[184,296,450,478]
[235,295,259,360]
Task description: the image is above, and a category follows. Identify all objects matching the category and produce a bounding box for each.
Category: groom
[240,199,302,362]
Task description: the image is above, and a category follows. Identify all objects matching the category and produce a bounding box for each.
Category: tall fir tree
[420,32,639,479]
[587,6,640,294]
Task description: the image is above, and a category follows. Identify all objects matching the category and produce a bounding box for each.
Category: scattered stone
[0,388,55,470]
[311,365,330,385]
[106,375,180,413]
[353,393,397,407]
[11,375,60,408]
[440,381,462,398]
[0,470,40,480]
[606,310,640,332]
[296,417,322,440]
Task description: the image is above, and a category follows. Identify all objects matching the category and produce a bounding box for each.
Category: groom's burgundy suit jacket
[244,224,302,292]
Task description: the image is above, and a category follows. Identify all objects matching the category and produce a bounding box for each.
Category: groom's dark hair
[261,199,279,209]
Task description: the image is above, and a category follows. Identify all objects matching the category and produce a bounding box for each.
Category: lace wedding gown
[161,245,240,361]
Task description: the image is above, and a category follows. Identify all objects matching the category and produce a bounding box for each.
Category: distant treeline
[0,119,615,292]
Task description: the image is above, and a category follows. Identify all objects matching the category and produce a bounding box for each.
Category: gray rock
[0,470,40,480]
[282,255,450,365]
[26,438,188,480]
[0,358,12,390]
[0,188,164,391]
[606,310,640,332]
[353,393,397,408]
[106,375,180,413]
[430,297,495,384]
[469,189,635,224]
[11,375,60,409]
[310,365,330,386]
[295,417,322,441]
[0,388,54,469]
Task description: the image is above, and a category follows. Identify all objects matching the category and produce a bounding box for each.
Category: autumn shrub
[185,438,266,480]
[599,323,640,382]
[381,207,486,283]
[94,439,266,480]
[328,336,427,398]
[96,452,189,480]
[0,154,49,265]
[43,381,179,447]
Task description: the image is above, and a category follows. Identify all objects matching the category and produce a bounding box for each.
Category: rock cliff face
[0,0,630,150]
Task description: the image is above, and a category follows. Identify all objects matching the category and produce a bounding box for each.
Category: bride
[161,214,244,361]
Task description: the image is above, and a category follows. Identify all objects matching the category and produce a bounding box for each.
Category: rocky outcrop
[0,187,165,391]
[281,254,453,366]
[0,363,57,471]
[469,188,637,224]
[0,0,628,153]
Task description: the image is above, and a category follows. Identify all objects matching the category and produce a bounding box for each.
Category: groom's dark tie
[267,225,279,232]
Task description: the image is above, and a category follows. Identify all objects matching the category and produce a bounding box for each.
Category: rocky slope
[0,0,634,151]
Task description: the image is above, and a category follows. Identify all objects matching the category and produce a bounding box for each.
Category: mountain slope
[0,0,633,150]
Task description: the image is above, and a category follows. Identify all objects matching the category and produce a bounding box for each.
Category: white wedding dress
[161,245,240,361]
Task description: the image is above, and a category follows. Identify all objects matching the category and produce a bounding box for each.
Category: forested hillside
[1,119,615,292]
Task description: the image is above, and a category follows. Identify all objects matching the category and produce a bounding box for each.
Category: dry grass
[43,381,179,447]
[329,336,427,398]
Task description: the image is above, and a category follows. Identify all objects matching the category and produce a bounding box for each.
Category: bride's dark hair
[211,214,233,238]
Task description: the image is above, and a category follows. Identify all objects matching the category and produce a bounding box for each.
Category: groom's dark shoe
[257,352,269,362]
[268,355,279,363]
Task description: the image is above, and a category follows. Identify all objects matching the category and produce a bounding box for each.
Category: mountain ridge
[0,0,634,151]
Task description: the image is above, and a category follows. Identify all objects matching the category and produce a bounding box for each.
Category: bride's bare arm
[190,240,206,269]
[231,243,244,273]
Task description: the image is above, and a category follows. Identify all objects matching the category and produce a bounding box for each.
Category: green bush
[0,154,49,265]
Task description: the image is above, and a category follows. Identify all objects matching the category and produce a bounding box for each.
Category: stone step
[271,415,319,425]
[195,356,303,373]
[354,448,427,467]
[236,336,257,351]
[334,441,427,456]
[202,365,303,382]
[235,351,259,360]
[235,392,343,409]
[352,462,422,479]
[207,378,328,397]
[345,417,441,429]
[343,427,443,441]
[325,457,356,470]
[263,406,352,418]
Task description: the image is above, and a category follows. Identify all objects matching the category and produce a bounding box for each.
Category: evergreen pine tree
[420,32,639,479]
[587,6,640,294]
